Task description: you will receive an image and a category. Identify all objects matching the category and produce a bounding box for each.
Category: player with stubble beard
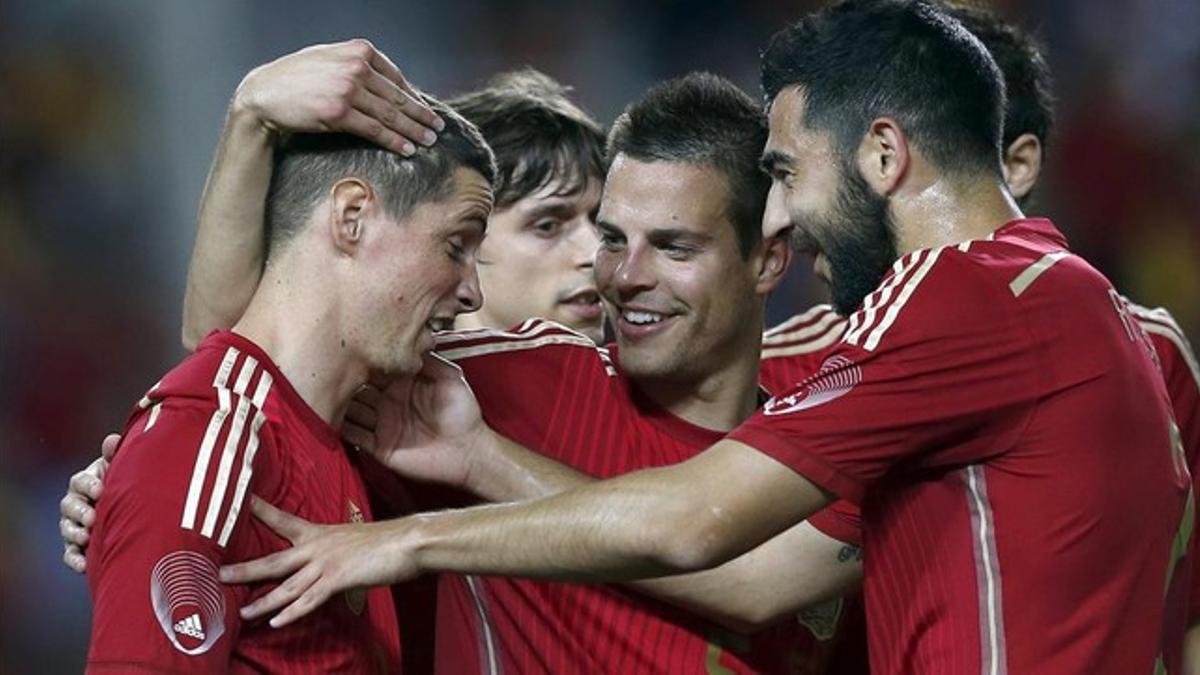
[758,5,1200,671]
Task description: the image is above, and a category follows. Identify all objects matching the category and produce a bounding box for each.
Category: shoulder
[105,346,279,545]
[435,318,615,374]
[838,246,1014,354]
[1125,299,1200,389]
[435,318,599,357]
[762,304,847,361]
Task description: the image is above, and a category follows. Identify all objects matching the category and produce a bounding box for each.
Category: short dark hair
[761,0,1006,177]
[449,69,606,210]
[607,72,769,258]
[942,2,1055,152]
[264,94,496,258]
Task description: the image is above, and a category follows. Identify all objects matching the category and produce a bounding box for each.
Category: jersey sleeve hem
[807,506,863,545]
[728,425,866,505]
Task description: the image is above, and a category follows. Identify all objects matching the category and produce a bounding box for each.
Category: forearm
[630,523,862,633]
[401,441,828,583]
[181,102,273,349]
[466,433,858,631]
[464,429,592,502]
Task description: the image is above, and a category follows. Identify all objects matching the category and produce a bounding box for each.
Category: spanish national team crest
[764,355,862,416]
[796,597,843,641]
[344,499,367,615]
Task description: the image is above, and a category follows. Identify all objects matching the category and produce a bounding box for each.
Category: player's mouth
[558,288,604,321]
[614,305,678,341]
[425,316,456,333]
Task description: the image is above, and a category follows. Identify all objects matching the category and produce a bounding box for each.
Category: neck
[231,261,367,427]
[634,315,765,434]
[892,170,1023,255]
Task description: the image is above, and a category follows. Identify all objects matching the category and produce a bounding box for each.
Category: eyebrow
[456,205,490,234]
[525,200,580,221]
[647,227,712,245]
[759,149,793,175]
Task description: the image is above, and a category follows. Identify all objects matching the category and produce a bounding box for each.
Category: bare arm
[223,435,833,628]
[445,432,861,633]
[180,105,272,349]
[339,359,859,633]
[181,39,443,348]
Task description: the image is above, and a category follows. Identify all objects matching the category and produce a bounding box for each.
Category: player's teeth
[623,311,663,325]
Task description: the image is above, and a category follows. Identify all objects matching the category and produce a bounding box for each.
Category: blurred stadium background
[2,0,1197,670]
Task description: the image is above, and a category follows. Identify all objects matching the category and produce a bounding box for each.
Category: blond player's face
[594,156,762,381]
[465,177,605,342]
[353,167,490,374]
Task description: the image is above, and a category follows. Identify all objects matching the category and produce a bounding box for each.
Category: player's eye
[531,220,563,238]
[661,243,697,261]
[447,236,466,261]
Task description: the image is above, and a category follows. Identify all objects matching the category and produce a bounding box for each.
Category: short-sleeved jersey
[425,320,835,674]
[87,331,401,673]
[1126,301,1200,651]
[730,219,1193,674]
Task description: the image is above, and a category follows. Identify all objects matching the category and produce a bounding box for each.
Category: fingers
[237,561,321,621]
[61,490,96,529]
[60,515,90,548]
[354,382,383,408]
[100,433,121,462]
[358,70,439,146]
[332,105,416,156]
[69,463,106,504]
[250,496,314,543]
[63,544,87,574]
[341,422,376,452]
[269,580,334,628]
[220,545,305,585]
[332,39,440,154]
[345,398,378,431]
[358,41,444,132]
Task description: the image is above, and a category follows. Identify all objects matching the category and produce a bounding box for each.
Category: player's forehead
[764,86,825,162]
[598,156,732,239]
[443,167,493,228]
[502,172,601,219]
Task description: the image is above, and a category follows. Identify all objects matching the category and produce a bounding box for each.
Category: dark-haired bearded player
[757,4,1200,671]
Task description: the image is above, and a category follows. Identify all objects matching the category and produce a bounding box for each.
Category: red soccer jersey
[87,331,401,673]
[760,303,846,394]
[1127,301,1200,655]
[425,320,835,674]
[730,219,1192,674]
[760,309,867,675]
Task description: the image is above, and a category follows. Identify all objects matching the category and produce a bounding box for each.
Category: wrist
[228,76,278,141]
[394,512,437,577]
[460,424,503,496]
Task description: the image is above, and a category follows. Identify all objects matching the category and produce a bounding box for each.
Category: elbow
[644,506,738,575]
[180,313,203,352]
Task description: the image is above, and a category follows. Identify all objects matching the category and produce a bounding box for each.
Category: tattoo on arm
[837,544,863,563]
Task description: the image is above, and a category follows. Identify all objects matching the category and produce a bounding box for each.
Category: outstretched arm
[340,358,858,633]
[181,39,443,348]
[223,434,832,628]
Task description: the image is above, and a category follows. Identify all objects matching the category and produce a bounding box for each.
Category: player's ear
[753,231,793,295]
[856,117,909,196]
[329,178,372,255]
[1002,133,1042,201]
